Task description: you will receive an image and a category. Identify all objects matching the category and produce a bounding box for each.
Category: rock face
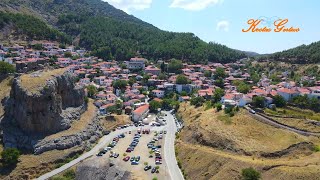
[1,70,95,152]
[33,116,103,155]
[5,71,85,135]
[76,158,131,180]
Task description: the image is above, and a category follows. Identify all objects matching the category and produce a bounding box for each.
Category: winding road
[37,111,184,180]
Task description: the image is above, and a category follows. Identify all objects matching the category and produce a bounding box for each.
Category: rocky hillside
[1,68,87,150]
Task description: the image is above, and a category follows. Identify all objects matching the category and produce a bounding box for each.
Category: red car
[126,148,132,152]
[123,156,130,161]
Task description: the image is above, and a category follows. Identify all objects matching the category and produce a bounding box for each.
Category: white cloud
[170,0,223,11]
[104,0,153,13]
[216,20,229,32]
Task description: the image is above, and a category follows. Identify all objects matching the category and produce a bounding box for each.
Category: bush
[215,103,222,111]
[313,145,320,152]
[190,96,205,107]
[241,167,261,180]
[0,61,15,75]
[273,95,286,107]
[1,148,20,166]
[84,96,89,103]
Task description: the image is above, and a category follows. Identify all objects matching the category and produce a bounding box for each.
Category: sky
[104,0,320,54]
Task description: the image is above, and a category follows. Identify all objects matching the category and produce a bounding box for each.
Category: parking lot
[95,128,169,180]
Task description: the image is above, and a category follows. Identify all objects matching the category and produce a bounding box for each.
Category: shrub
[215,103,222,111]
[1,148,20,166]
[313,145,320,152]
[0,61,15,75]
[241,167,261,180]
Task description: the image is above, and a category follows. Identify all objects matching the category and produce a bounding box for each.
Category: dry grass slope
[176,103,320,180]
[20,68,66,95]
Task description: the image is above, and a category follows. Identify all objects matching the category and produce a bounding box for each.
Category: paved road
[37,125,163,180]
[163,111,185,180]
[247,110,320,137]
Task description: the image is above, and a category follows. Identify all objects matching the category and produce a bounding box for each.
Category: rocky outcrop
[33,116,103,155]
[4,71,85,135]
[1,70,94,153]
[76,158,131,180]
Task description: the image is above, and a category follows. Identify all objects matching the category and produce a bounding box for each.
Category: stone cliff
[5,69,85,135]
[1,69,90,151]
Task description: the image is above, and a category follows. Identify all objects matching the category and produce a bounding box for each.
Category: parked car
[114,153,119,158]
[135,156,140,162]
[96,152,103,156]
[151,167,157,173]
[123,156,130,161]
[144,165,152,171]
[249,109,256,114]
[155,160,162,165]
[131,161,139,165]
[130,157,135,162]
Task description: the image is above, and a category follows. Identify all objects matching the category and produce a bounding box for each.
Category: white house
[126,57,146,70]
[277,88,299,101]
[152,90,165,98]
[308,87,320,100]
[132,104,149,122]
[238,96,252,107]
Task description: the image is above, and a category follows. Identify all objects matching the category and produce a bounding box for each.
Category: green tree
[215,67,226,79]
[190,96,205,107]
[128,77,136,86]
[237,82,251,94]
[252,96,265,108]
[168,59,183,73]
[212,88,224,103]
[64,52,72,58]
[86,85,97,98]
[158,73,167,80]
[214,78,225,89]
[149,100,162,112]
[215,102,222,111]
[241,167,261,180]
[0,61,15,75]
[204,70,212,78]
[112,80,128,90]
[273,95,286,107]
[180,91,188,96]
[176,75,189,85]
[1,148,20,166]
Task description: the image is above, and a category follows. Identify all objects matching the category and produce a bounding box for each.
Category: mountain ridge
[0,0,246,63]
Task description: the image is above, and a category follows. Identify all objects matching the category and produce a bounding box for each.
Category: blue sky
[105,0,320,54]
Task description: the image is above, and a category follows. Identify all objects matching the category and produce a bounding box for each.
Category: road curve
[37,125,164,180]
[249,111,320,137]
[163,111,185,180]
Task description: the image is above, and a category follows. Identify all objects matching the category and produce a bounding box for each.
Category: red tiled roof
[133,104,149,115]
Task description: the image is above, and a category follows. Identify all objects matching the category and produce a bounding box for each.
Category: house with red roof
[145,65,161,75]
[152,89,165,98]
[132,104,149,122]
[127,57,146,70]
[277,88,299,101]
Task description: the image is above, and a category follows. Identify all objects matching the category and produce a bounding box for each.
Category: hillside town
[1,42,320,121]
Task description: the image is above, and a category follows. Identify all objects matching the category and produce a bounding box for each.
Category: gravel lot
[94,129,168,180]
